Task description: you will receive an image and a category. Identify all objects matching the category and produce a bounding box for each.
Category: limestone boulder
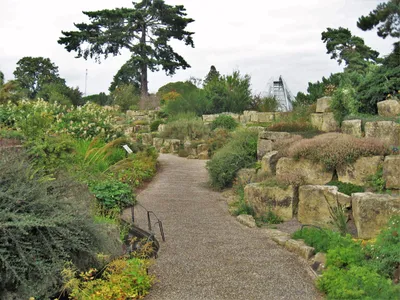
[134,125,150,133]
[259,131,292,141]
[237,169,257,185]
[169,139,181,153]
[237,214,256,228]
[311,113,339,132]
[261,151,279,175]
[383,156,400,189]
[257,139,273,159]
[276,158,333,185]
[202,114,219,124]
[223,112,241,122]
[285,239,315,260]
[262,229,291,246]
[197,144,209,153]
[198,151,209,160]
[352,193,400,239]
[298,185,351,228]
[153,138,164,151]
[244,183,294,221]
[377,100,400,117]
[158,124,167,132]
[242,111,258,123]
[141,133,153,146]
[257,112,275,123]
[341,119,362,138]
[316,96,332,113]
[337,156,383,186]
[365,121,400,146]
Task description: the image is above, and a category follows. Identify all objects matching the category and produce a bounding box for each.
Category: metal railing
[131,203,166,242]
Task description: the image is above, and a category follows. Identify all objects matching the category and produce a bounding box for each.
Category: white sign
[122,144,133,154]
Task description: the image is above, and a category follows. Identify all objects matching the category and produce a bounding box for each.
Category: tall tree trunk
[140,24,149,97]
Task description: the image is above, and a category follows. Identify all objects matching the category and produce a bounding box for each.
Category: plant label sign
[123,144,133,154]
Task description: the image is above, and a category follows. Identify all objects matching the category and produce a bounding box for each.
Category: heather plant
[0,150,121,299]
[287,133,389,171]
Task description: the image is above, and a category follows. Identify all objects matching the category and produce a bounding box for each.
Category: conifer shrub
[0,150,121,299]
[207,129,257,189]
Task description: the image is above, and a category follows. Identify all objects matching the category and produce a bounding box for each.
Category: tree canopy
[109,57,141,92]
[357,0,400,39]
[321,27,380,73]
[13,57,63,99]
[204,65,220,85]
[0,71,4,87]
[58,0,195,96]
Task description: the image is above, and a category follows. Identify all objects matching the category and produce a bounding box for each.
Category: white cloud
[0,0,395,96]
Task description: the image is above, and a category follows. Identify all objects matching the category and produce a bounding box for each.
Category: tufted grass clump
[287,133,389,171]
[210,115,238,131]
[160,117,210,141]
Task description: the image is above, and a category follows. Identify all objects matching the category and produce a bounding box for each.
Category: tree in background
[0,80,27,104]
[83,92,111,106]
[0,71,4,87]
[357,0,400,39]
[204,71,252,114]
[204,65,220,85]
[37,82,83,106]
[321,27,380,73]
[111,84,140,111]
[109,57,141,93]
[13,57,63,99]
[59,0,195,96]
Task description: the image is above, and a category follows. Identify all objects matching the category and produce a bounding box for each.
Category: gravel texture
[128,154,320,300]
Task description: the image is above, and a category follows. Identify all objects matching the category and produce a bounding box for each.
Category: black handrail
[131,203,166,242]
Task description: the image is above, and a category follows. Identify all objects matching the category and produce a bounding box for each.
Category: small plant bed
[326,181,365,196]
[292,217,400,299]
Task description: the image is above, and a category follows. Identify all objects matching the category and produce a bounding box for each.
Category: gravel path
[130,154,320,300]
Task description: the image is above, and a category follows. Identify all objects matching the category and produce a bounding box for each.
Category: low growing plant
[326,180,365,196]
[210,115,238,131]
[89,180,135,212]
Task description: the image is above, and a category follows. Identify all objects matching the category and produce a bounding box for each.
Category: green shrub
[252,95,279,112]
[150,119,164,132]
[365,216,400,279]
[157,80,198,99]
[231,184,255,216]
[62,258,154,299]
[318,265,399,299]
[210,115,238,131]
[292,227,355,253]
[89,180,135,212]
[110,84,140,112]
[287,133,390,171]
[327,181,365,195]
[206,128,232,157]
[326,243,365,268]
[0,151,120,299]
[160,117,210,141]
[204,71,252,114]
[366,166,386,193]
[164,89,212,116]
[331,84,360,123]
[258,210,283,225]
[207,129,257,189]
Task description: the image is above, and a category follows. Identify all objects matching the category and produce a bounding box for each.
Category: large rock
[257,139,273,159]
[169,139,181,153]
[244,183,294,221]
[261,151,279,175]
[285,239,315,260]
[198,151,209,160]
[237,214,256,228]
[153,138,164,151]
[126,110,147,117]
[202,114,219,124]
[311,113,339,132]
[257,112,275,123]
[365,121,400,146]
[242,111,258,123]
[259,131,292,141]
[352,193,400,239]
[383,156,400,189]
[276,158,333,185]
[197,144,209,153]
[316,96,332,113]
[298,185,351,228]
[337,156,383,186]
[141,133,153,146]
[377,100,400,117]
[341,119,362,138]
[237,169,257,185]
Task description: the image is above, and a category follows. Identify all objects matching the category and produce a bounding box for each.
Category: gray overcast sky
[0,0,396,96]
